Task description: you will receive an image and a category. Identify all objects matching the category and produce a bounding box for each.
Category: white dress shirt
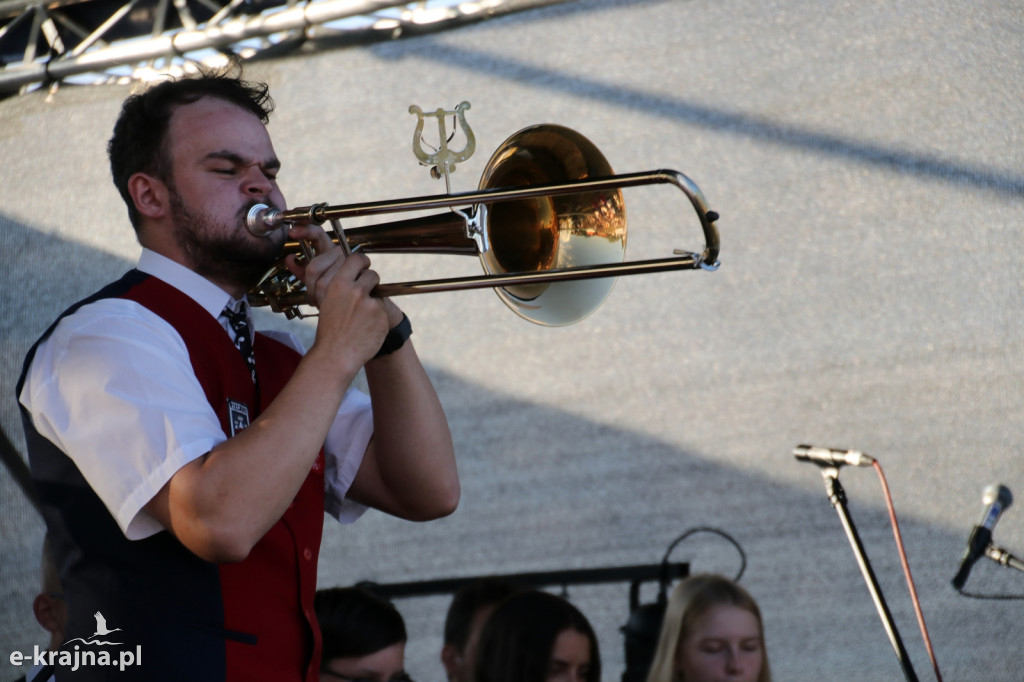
[19,248,370,540]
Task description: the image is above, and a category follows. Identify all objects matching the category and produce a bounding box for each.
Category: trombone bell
[477,124,626,326]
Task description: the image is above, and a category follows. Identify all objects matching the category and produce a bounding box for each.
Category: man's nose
[242,167,271,196]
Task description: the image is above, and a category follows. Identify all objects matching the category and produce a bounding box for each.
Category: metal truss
[0,0,559,96]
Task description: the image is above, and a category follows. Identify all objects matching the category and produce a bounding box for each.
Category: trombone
[246,124,720,326]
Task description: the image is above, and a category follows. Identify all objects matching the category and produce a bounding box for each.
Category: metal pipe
[254,169,721,267]
[0,0,411,92]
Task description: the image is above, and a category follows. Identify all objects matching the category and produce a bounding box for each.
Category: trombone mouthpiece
[246,203,283,237]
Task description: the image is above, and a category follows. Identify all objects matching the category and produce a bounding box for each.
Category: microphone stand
[814,466,920,682]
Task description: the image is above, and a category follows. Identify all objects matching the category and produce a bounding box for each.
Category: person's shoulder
[49,295,177,342]
[26,295,188,384]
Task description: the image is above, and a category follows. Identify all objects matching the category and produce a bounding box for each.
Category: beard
[169,190,285,291]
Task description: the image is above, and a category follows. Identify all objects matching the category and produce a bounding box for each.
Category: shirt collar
[137,248,246,322]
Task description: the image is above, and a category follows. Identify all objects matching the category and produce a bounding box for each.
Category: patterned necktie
[221,303,257,384]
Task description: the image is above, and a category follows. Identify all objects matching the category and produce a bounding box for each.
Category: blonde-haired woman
[645,574,771,682]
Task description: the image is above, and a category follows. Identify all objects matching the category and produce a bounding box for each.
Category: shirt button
[303,548,312,561]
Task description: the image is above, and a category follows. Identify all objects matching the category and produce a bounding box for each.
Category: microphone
[951,483,1013,590]
[793,444,876,468]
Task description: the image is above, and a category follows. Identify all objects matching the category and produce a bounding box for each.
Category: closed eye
[203,150,280,180]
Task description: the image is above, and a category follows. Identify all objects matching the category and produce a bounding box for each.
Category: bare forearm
[358,342,459,520]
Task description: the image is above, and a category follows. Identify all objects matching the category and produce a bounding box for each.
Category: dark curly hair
[107,62,274,233]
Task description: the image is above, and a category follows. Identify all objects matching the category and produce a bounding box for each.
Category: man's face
[162,96,288,289]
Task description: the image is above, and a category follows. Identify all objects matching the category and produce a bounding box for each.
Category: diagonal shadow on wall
[363,29,1024,198]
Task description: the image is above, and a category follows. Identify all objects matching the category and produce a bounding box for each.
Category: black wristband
[374,313,412,358]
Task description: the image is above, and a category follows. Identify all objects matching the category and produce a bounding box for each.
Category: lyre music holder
[409,101,476,193]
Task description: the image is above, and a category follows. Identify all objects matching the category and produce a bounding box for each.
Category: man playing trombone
[17,64,459,681]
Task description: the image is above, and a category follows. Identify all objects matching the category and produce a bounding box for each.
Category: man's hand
[283,224,391,370]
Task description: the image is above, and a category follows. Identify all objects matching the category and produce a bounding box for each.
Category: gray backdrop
[2,0,1023,680]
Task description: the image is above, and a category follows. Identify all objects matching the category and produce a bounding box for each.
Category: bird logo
[63,611,123,646]
[91,612,122,638]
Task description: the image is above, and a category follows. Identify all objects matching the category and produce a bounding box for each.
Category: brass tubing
[278,211,480,257]
[373,253,705,297]
[251,169,719,267]
[260,253,704,311]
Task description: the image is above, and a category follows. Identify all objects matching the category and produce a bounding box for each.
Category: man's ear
[440,643,461,681]
[33,594,61,634]
[127,172,169,220]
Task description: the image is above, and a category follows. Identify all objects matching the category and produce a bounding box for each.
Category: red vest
[124,275,325,682]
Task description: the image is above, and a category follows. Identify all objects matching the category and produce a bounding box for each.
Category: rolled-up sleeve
[323,388,373,523]
[20,300,224,540]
